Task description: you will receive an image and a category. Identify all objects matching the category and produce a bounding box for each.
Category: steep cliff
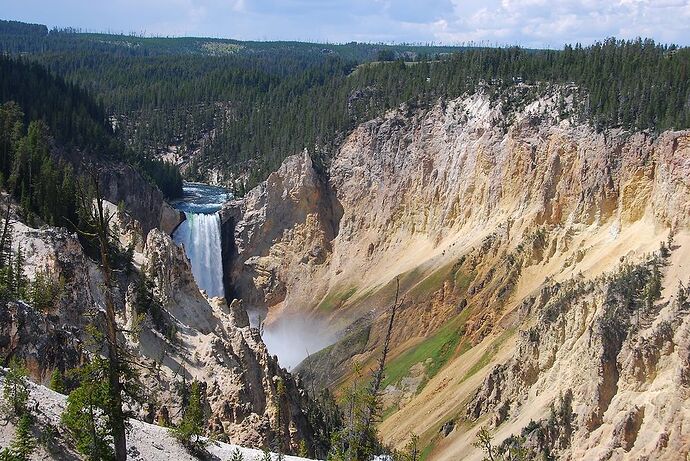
[223,89,690,459]
[0,197,315,453]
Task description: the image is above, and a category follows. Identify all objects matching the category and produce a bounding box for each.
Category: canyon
[2,85,689,460]
[221,89,690,459]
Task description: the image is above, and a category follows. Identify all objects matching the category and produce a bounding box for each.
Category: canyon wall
[223,89,690,459]
[0,198,315,452]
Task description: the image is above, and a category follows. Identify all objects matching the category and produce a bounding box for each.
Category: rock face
[224,93,690,327]
[97,163,185,236]
[223,89,690,459]
[221,150,342,319]
[463,259,690,460]
[0,201,315,452]
[139,229,314,449]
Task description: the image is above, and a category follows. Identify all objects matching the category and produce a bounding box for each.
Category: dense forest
[1,19,688,190]
[0,55,183,198]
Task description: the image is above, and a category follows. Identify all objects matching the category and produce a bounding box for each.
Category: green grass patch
[409,263,454,299]
[454,269,476,295]
[419,436,438,461]
[409,259,476,301]
[318,286,357,312]
[382,308,472,391]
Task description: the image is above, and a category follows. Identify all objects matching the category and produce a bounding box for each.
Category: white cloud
[3,0,689,46]
[437,0,690,46]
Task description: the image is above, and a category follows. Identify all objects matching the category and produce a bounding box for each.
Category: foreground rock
[0,373,317,461]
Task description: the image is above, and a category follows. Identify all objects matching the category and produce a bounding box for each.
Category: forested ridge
[0,55,183,198]
[1,19,688,190]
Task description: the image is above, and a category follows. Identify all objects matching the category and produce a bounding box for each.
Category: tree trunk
[356,277,400,458]
[94,184,127,461]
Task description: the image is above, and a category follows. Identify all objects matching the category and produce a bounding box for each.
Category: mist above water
[260,314,337,370]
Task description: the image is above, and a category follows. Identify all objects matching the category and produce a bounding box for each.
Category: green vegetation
[1,358,30,419]
[28,269,64,312]
[133,273,176,341]
[0,413,36,461]
[472,390,575,461]
[382,308,471,391]
[172,380,207,452]
[0,56,182,198]
[228,448,245,461]
[48,369,65,394]
[418,439,436,461]
[3,20,688,189]
[454,270,475,296]
[318,286,357,312]
[408,260,475,301]
[0,102,80,227]
[409,264,453,300]
[61,357,116,461]
[460,329,514,384]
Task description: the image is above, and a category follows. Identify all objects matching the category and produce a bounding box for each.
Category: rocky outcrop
[222,88,690,460]
[221,150,342,317]
[0,200,316,452]
[159,202,186,235]
[0,220,92,382]
[463,255,690,459]
[97,163,184,236]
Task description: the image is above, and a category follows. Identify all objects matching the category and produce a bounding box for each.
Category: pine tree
[257,450,272,461]
[1,357,29,418]
[272,377,286,458]
[173,380,206,450]
[473,427,496,461]
[7,414,36,461]
[297,440,309,458]
[0,197,14,299]
[71,174,130,461]
[61,357,115,461]
[229,448,245,461]
[49,369,65,394]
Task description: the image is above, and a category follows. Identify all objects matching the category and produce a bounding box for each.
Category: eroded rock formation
[223,89,690,459]
[0,198,314,452]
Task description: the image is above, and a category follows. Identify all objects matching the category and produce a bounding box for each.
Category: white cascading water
[172,183,230,299]
[173,211,225,298]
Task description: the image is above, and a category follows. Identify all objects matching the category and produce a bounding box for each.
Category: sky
[3,0,690,48]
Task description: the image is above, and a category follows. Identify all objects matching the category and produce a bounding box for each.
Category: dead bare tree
[355,276,401,459]
[70,171,128,461]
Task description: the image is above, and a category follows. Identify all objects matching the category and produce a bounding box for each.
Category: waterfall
[173,211,225,298]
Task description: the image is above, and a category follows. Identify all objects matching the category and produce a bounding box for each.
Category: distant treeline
[1,19,688,189]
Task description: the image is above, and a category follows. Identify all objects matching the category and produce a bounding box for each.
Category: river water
[171,182,230,299]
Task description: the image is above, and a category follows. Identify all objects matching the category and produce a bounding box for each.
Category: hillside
[0,372,315,461]
[2,20,688,191]
[1,17,689,461]
[223,88,690,460]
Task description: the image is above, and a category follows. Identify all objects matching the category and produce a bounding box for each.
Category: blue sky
[4,0,690,47]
